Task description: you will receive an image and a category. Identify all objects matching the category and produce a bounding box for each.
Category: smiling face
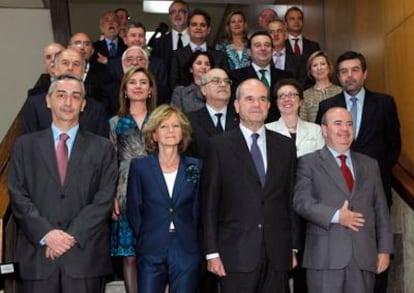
[190,54,212,82]
[309,55,330,82]
[249,34,273,67]
[125,71,152,102]
[201,68,231,104]
[229,13,246,36]
[276,85,301,116]
[337,58,367,96]
[188,14,210,44]
[125,27,146,47]
[122,48,148,72]
[321,107,354,153]
[169,2,188,30]
[152,113,183,149]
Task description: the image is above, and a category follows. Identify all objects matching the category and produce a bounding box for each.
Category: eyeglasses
[169,9,187,15]
[204,77,232,86]
[71,40,92,47]
[277,92,300,100]
[268,29,285,35]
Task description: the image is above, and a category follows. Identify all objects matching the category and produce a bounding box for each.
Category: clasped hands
[44,229,76,260]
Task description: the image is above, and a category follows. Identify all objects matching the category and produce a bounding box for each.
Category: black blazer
[151,33,174,71]
[186,106,239,160]
[202,128,298,272]
[8,129,117,280]
[229,65,293,122]
[315,90,401,205]
[91,38,127,63]
[22,93,109,138]
[169,45,228,89]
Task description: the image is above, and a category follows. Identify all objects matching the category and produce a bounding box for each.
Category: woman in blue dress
[216,11,250,70]
[110,66,157,293]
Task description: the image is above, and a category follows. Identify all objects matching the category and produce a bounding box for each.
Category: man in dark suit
[169,8,227,89]
[22,48,109,137]
[229,31,293,123]
[315,51,401,293]
[294,107,393,293]
[187,68,238,160]
[91,11,127,65]
[284,6,320,88]
[267,19,304,84]
[8,74,117,293]
[202,78,299,293]
[152,0,190,70]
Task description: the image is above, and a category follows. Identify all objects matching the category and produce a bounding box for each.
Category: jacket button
[258,224,262,229]
[60,194,65,199]
[169,208,174,213]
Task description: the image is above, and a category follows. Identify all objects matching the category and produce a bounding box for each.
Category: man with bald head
[22,48,108,137]
[293,107,392,293]
[202,78,298,292]
[29,42,64,96]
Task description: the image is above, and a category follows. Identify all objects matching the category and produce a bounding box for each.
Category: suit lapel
[356,92,376,143]
[225,107,239,131]
[38,129,61,187]
[320,147,350,196]
[199,108,218,136]
[150,154,172,203]
[171,156,187,204]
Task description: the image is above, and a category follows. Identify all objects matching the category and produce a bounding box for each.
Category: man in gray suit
[293,107,392,293]
[8,74,117,293]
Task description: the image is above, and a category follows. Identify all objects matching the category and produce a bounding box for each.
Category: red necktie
[337,155,354,192]
[56,133,69,185]
[293,38,301,56]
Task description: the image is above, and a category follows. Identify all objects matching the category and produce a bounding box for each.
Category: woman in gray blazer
[171,51,215,113]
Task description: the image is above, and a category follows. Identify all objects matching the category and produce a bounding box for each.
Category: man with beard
[316,51,401,293]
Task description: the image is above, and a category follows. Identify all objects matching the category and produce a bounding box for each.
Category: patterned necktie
[350,97,358,137]
[293,38,300,56]
[273,51,283,69]
[177,33,183,49]
[109,41,116,57]
[259,69,270,88]
[251,133,266,187]
[56,133,70,185]
[214,113,224,133]
[337,154,354,192]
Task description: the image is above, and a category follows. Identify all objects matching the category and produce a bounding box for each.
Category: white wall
[0,8,53,140]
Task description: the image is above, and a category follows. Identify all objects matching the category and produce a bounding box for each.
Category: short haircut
[47,73,85,98]
[273,78,303,101]
[284,6,304,21]
[235,78,270,100]
[114,8,128,15]
[53,49,86,70]
[169,0,189,11]
[100,11,118,25]
[118,66,157,117]
[336,51,367,73]
[143,105,192,154]
[121,46,149,65]
[306,50,334,80]
[125,21,146,34]
[247,31,273,49]
[188,8,211,27]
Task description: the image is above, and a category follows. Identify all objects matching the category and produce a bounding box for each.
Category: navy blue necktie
[251,133,265,186]
[109,41,116,57]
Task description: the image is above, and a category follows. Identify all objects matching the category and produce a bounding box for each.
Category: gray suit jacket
[170,83,204,113]
[8,129,118,280]
[293,146,393,272]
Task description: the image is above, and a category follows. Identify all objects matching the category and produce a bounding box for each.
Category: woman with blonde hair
[300,51,342,122]
[109,66,157,293]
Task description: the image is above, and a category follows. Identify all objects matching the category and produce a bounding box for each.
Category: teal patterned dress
[109,114,147,256]
[216,41,250,70]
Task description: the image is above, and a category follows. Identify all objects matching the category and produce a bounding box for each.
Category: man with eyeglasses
[152,0,190,69]
[268,20,304,84]
[229,31,293,123]
[169,8,227,89]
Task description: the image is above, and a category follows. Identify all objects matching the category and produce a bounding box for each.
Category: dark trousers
[21,268,105,293]
[137,233,201,293]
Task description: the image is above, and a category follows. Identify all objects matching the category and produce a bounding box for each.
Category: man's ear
[46,95,51,109]
[81,99,86,112]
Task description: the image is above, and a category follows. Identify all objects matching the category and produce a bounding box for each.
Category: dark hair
[183,51,215,85]
[336,51,367,73]
[284,6,304,21]
[224,11,248,42]
[169,0,189,10]
[125,21,147,34]
[247,31,273,48]
[273,78,303,101]
[188,9,211,27]
[48,73,85,98]
[114,8,129,16]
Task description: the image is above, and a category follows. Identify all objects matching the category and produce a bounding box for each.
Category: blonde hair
[307,51,334,81]
[143,105,192,154]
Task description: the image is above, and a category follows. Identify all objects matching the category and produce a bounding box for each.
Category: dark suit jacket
[22,93,109,138]
[293,147,393,272]
[229,65,293,122]
[315,90,401,205]
[8,129,117,280]
[152,33,174,71]
[202,128,298,272]
[186,106,239,160]
[169,45,228,89]
[285,37,320,88]
[91,38,127,63]
[29,73,51,96]
[127,154,202,255]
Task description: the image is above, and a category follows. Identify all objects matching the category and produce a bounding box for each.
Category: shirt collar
[344,87,365,103]
[205,103,228,120]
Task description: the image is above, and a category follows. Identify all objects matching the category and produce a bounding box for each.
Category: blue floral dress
[216,42,250,70]
[110,114,147,256]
